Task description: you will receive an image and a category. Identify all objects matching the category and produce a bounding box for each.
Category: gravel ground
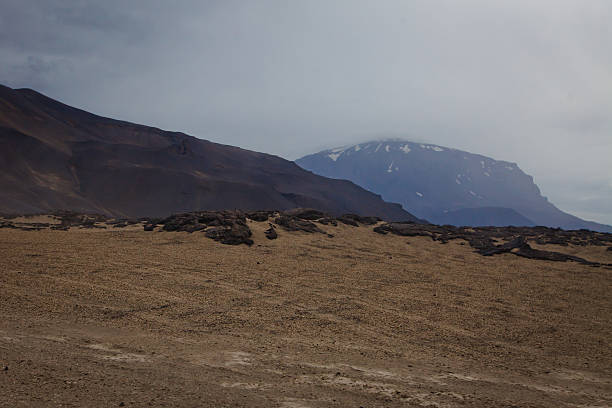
[1,221,611,407]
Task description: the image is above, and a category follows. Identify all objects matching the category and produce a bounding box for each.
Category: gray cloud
[1,0,611,224]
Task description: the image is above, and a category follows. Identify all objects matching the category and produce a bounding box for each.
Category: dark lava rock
[374,222,434,238]
[160,210,254,245]
[205,222,253,246]
[336,215,359,227]
[143,223,156,231]
[373,222,612,267]
[185,223,207,233]
[0,221,16,229]
[275,215,324,233]
[373,225,388,234]
[282,208,328,220]
[513,244,595,265]
[337,214,381,226]
[317,217,338,226]
[53,211,107,228]
[246,211,275,222]
[264,224,278,240]
[108,218,139,228]
[162,211,241,232]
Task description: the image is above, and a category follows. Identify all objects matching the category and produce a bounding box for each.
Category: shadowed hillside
[0,86,416,221]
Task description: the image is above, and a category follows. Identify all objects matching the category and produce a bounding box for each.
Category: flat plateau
[1,220,611,407]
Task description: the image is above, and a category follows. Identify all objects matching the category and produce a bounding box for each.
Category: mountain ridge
[0,85,417,221]
[296,139,612,232]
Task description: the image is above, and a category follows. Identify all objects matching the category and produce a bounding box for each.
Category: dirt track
[1,220,611,407]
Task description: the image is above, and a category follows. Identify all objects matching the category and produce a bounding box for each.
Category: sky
[1,0,611,224]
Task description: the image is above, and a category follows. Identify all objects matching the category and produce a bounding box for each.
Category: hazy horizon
[2,0,611,224]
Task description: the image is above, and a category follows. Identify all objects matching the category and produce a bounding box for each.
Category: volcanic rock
[274,215,324,233]
[264,224,278,240]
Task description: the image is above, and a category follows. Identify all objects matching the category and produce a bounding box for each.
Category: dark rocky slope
[0,86,416,221]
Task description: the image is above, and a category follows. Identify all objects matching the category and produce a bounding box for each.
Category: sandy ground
[1,221,611,407]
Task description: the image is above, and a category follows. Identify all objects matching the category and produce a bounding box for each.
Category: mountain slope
[0,85,417,221]
[434,207,535,227]
[296,140,612,232]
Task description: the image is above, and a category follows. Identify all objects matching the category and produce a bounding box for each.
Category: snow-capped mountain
[296,140,612,232]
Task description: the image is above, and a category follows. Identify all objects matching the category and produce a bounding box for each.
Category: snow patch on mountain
[328,152,341,161]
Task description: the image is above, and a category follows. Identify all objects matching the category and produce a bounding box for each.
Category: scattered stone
[317,217,338,226]
[373,222,612,267]
[204,223,253,246]
[162,211,240,232]
[373,225,388,235]
[0,221,16,229]
[53,211,107,228]
[160,211,254,245]
[274,215,324,233]
[337,214,381,226]
[514,244,596,265]
[3,210,611,258]
[336,215,359,226]
[264,224,278,240]
[246,211,275,222]
[282,208,328,220]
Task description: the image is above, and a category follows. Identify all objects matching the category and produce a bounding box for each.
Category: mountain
[433,207,534,227]
[0,85,418,221]
[296,140,612,232]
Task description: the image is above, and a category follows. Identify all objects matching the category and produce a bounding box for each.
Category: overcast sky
[2,0,611,224]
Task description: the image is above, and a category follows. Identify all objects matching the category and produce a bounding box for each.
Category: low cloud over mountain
[297,140,612,232]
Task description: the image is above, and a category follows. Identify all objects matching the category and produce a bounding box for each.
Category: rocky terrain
[1,215,611,407]
[3,210,610,268]
[296,140,612,232]
[0,85,414,221]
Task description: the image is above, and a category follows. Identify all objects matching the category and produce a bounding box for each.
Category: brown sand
[1,221,611,407]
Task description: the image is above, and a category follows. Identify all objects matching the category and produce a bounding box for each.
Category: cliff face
[297,140,612,232]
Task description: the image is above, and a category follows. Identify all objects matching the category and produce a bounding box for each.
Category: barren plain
[1,217,611,407]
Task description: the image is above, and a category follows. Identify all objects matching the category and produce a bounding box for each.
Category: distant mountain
[296,140,612,232]
[434,207,534,227]
[0,85,418,221]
